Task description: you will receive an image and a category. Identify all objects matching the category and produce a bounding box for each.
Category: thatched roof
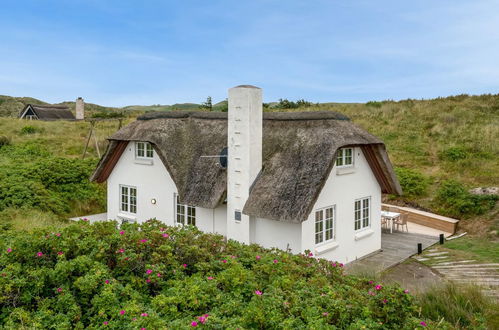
[19,104,75,120]
[92,111,401,223]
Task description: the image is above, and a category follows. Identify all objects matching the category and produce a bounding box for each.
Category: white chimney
[76,97,84,120]
[226,85,263,244]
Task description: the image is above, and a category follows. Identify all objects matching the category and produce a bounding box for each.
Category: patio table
[381,211,400,234]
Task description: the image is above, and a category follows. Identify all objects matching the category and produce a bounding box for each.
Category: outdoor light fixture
[151,198,157,205]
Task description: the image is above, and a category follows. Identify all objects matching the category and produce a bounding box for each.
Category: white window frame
[354,197,370,231]
[120,185,137,214]
[174,194,196,226]
[315,205,336,245]
[336,147,354,167]
[135,141,154,159]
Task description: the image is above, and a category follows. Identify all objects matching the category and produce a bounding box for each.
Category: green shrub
[0,135,10,148]
[394,167,429,197]
[0,144,104,215]
[434,180,498,218]
[416,283,498,329]
[439,146,468,161]
[0,220,435,328]
[20,125,42,134]
[366,101,383,108]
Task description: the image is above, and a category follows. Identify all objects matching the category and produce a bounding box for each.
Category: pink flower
[36,252,43,257]
[119,230,125,235]
[6,248,12,253]
[182,264,187,268]
[132,318,137,321]
[83,218,88,221]
[191,321,198,327]
[118,249,125,253]
[140,239,148,243]
[231,255,236,259]
[141,328,146,330]
[369,280,373,284]
[256,255,261,260]
[146,278,151,283]
[308,252,313,257]
[404,289,409,294]
[146,269,153,274]
[420,321,427,327]
[57,251,64,255]
[332,262,337,267]
[339,263,344,267]
[119,310,125,315]
[55,233,61,237]
[198,315,208,324]
[157,273,161,277]
[160,227,165,232]
[222,259,227,263]
[57,288,63,293]
[273,259,278,264]
[375,285,382,290]
[368,291,375,296]
[383,299,388,304]
[207,276,214,280]
[105,280,110,284]
[162,233,169,238]
[103,321,109,325]
[141,313,148,317]
[255,290,263,295]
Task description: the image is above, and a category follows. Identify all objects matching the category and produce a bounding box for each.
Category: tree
[200,96,213,111]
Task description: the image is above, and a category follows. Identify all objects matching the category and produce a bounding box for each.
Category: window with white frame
[175,194,196,226]
[120,185,137,214]
[315,206,335,244]
[336,147,354,167]
[354,197,370,231]
[135,142,154,159]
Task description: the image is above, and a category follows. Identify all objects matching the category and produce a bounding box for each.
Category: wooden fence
[382,203,459,234]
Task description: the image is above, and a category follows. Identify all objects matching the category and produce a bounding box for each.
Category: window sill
[354,229,374,241]
[336,167,355,175]
[117,213,137,222]
[315,241,339,255]
[134,158,153,165]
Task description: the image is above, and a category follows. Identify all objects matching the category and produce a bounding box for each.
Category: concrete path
[414,249,499,300]
[346,232,439,275]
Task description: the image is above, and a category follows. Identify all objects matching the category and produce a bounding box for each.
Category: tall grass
[416,282,499,329]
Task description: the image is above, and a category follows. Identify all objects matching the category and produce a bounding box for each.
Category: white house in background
[91,85,402,263]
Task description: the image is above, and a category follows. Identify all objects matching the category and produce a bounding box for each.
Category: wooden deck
[345,232,439,275]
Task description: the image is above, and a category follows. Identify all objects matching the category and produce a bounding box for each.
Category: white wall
[301,147,382,264]
[107,141,228,236]
[250,217,301,253]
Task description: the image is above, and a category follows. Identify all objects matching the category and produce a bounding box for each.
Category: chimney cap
[232,85,260,89]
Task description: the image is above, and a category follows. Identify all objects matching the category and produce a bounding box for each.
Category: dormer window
[336,147,353,167]
[135,142,154,159]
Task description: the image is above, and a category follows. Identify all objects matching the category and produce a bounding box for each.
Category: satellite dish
[220,147,228,168]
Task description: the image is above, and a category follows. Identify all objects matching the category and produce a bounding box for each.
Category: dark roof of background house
[91,111,402,223]
[20,104,76,120]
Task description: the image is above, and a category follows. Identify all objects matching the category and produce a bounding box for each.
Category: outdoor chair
[394,212,409,232]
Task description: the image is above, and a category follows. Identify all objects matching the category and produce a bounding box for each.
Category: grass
[416,282,499,329]
[0,208,68,232]
[443,236,499,263]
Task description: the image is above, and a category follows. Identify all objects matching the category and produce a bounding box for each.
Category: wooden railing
[382,203,459,234]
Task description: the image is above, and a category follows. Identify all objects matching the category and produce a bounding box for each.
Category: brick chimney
[76,97,84,120]
[226,85,263,244]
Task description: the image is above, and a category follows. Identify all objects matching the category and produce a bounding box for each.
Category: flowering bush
[0,220,435,328]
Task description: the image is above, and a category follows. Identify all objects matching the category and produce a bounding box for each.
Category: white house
[91,85,402,263]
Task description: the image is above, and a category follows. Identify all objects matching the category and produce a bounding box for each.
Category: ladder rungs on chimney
[234,131,241,134]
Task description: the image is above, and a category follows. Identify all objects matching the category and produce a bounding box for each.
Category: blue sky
[1,0,498,106]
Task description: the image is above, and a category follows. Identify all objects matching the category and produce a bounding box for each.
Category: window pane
[137,142,145,157]
[146,143,153,158]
